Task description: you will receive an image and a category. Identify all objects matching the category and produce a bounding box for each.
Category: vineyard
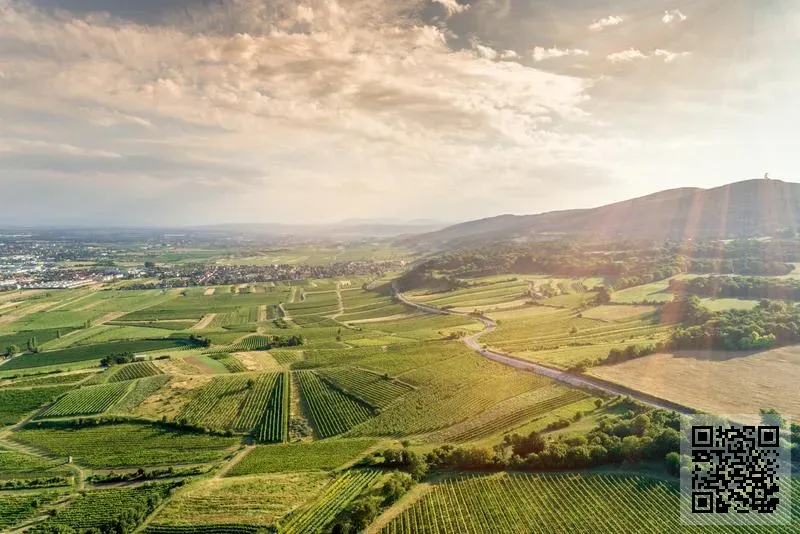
[112,375,171,413]
[254,371,289,443]
[217,356,248,373]
[12,423,239,468]
[228,439,377,476]
[1,371,97,388]
[0,493,58,530]
[295,371,373,438]
[430,388,589,443]
[151,472,329,529]
[146,526,262,533]
[176,373,287,438]
[0,338,186,370]
[0,386,72,425]
[109,361,164,382]
[34,483,177,532]
[315,367,413,408]
[39,381,131,418]
[378,472,800,533]
[280,470,382,534]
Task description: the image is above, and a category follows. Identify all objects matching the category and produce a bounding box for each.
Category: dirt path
[94,311,126,326]
[215,445,254,479]
[393,283,694,415]
[0,301,53,326]
[257,304,267,322]
[346,313,419,324]
[288,287,297,304]
[190,313,217,330]
[204,288,216,296]
[330,282,345,319]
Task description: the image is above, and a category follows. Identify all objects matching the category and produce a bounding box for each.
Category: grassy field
[152,472,331,528]
[38,381,131,418]
[228,439,378,476]
[0,493,59,530]
[589,346,800,416]
[12,423,239,467]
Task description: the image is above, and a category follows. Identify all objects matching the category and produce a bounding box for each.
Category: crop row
[39,382,131,418]
[295,371,373,438]
[217,356,247,373]
[32,483,176,532]
[0,493,58,530]
[446,390,588,443]
[254,371,289,443]
[176,374,283,433]
[316,367,412,408]
[146,526,262,534]
[0,338,185,371]
[112,375,171,414]
[109,361,163,382]
[0,386,73,425]
[382,472,786,534]
[280,470,382,534]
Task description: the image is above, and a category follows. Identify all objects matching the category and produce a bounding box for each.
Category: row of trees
[671,275,800,301]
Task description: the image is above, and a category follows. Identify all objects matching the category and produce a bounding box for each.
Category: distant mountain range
[200,219,450,239]
[408,179,800,247]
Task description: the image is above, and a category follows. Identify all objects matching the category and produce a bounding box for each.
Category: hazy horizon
[2,0,799,226]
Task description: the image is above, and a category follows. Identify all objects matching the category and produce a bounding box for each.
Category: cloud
[431,0,469,17]
[662,10,687,24]
[532,47,589,62]
[500,49,519,60]
[653,49,691,63]
[589,15,623,31]
[607,48,647,62]
[607,48,690,63]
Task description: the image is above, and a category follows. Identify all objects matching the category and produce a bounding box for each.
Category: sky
[1,0,799,226]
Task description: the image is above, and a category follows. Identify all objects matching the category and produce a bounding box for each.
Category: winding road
[393,283,694,415]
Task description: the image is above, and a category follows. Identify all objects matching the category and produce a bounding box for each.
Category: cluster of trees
[0,476,70,490]
[269,334,304,348]
[361,406,682,477]
[670,299,800,351]
[398,240,796,294]
[185,334,211,347]
[330,472,415,533]
[100,352,137,367]
[671,276,800,301]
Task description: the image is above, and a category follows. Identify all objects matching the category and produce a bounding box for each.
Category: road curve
[393,284,694,415]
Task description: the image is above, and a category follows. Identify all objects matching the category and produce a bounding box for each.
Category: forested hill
[409,179,800,247]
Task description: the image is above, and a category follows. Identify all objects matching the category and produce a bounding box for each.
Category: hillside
[410,179,800,246]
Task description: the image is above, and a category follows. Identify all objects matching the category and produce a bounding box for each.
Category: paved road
[393,284,694,414]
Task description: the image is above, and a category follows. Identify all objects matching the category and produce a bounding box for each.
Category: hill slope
[412,179,800,245]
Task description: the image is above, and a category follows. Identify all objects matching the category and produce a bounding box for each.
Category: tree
[665,452,681,476]
[6,345,19,357]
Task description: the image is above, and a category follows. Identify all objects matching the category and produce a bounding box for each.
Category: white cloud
[532,47,589,62]
[654,49,691,63]
[500,49,519,60]
[589,15,623,31]
[662,10,687,24]
[607,48,647,62]
[432,0,469,17]
[606,48,690,63]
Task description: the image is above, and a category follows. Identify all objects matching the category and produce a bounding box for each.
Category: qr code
[680,415,792,526]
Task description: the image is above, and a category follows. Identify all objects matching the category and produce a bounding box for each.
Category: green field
[315,367,413,408]
[38,381,132,418]
[228,439,377,476]
[0,386,72,425]
[108,361,164,382]
[12,423,239,468]
[0,338,187,371]
[0,493,59,530]
[36,483,177,532]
